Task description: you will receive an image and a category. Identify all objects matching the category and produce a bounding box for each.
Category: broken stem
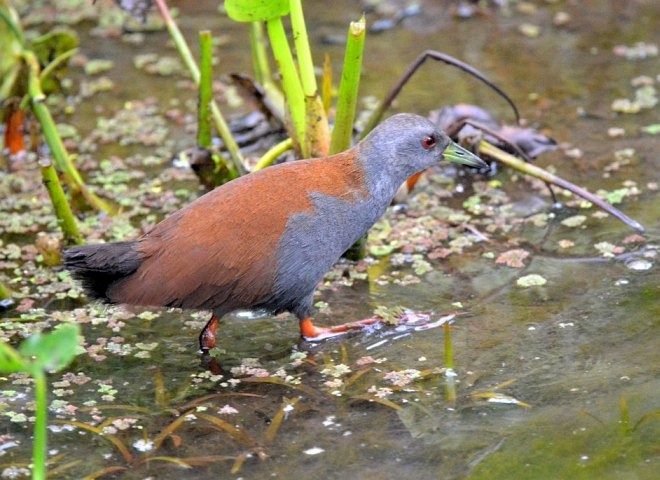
[330,15,366,154]
[40,158,82,245]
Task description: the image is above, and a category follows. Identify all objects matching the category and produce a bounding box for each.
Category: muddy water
[1,1,659,479]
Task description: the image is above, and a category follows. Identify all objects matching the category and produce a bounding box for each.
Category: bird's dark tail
[63,242,141,302]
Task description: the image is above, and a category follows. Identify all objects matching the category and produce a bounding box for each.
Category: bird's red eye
[421,135,436,150]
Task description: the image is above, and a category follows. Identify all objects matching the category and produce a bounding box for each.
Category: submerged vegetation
[0,0,658,478]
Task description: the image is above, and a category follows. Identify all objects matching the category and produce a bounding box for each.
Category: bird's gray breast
[270,192,386,311]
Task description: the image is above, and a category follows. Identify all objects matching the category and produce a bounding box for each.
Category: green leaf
[0,0,25,101]
[19,324,81,373]
[28,28,79,94]
[516,274,547,288]
[0,341,26,373]
[603,188,630,205]
[642,124,660,135]
[225,0,289,22]
[369,244,396,257]
[560,215,587,228]
[29,29,79,67]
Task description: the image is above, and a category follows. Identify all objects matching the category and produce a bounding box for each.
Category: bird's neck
[356,144,407,207]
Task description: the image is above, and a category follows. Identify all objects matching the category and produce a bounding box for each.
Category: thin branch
[361,49,520,138]
[479,141,645,232]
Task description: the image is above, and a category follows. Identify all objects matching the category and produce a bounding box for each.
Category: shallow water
[1,1,658,479]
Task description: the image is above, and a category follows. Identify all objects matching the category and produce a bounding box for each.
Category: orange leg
[199,313,220,353]
[299,317,380,341]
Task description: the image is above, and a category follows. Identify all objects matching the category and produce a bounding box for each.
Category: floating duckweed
[561,215,587,228]
[517,274,547,287]
[625,258,653,271]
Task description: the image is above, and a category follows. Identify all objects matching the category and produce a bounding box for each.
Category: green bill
[443,141,488,168]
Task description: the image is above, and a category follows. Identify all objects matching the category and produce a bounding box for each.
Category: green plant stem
[321,54,332,114]
[197,31,213,150]
[266,16,306,156]
[153,0,244,175]
[24,51,114,215]
[330,16,365,154]
[620,396,631,436]
[289,0,330,157]
[249,22,271,86]
[22,50,114,214]
[154,0,198,82]
[338,16,368,258]
[444,371,457,404]
[31,97,113,217]
[32,369,47,480]
[261,80,286,122]
[304,95,330,157]
[0,326,80,480]
[40,158,82,245]
[39,48,77,85]
[197,33,236,183]
[479,141,645,232]
[443,322,457,403]
[444,322,454,370]
[289,0,316,97]
[24,53,78,186]
[253,137,294,171]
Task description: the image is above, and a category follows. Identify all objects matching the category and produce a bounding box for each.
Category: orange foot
[299,317,380,342]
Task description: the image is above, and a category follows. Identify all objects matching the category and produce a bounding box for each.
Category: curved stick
[479,141,645,233]
[361,49,521,138]
[446,119,533,163]
[448,118,561,203]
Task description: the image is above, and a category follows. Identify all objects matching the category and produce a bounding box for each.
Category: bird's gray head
[357,113,487,196]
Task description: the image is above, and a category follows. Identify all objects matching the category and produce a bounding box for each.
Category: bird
[64,113,487,356]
